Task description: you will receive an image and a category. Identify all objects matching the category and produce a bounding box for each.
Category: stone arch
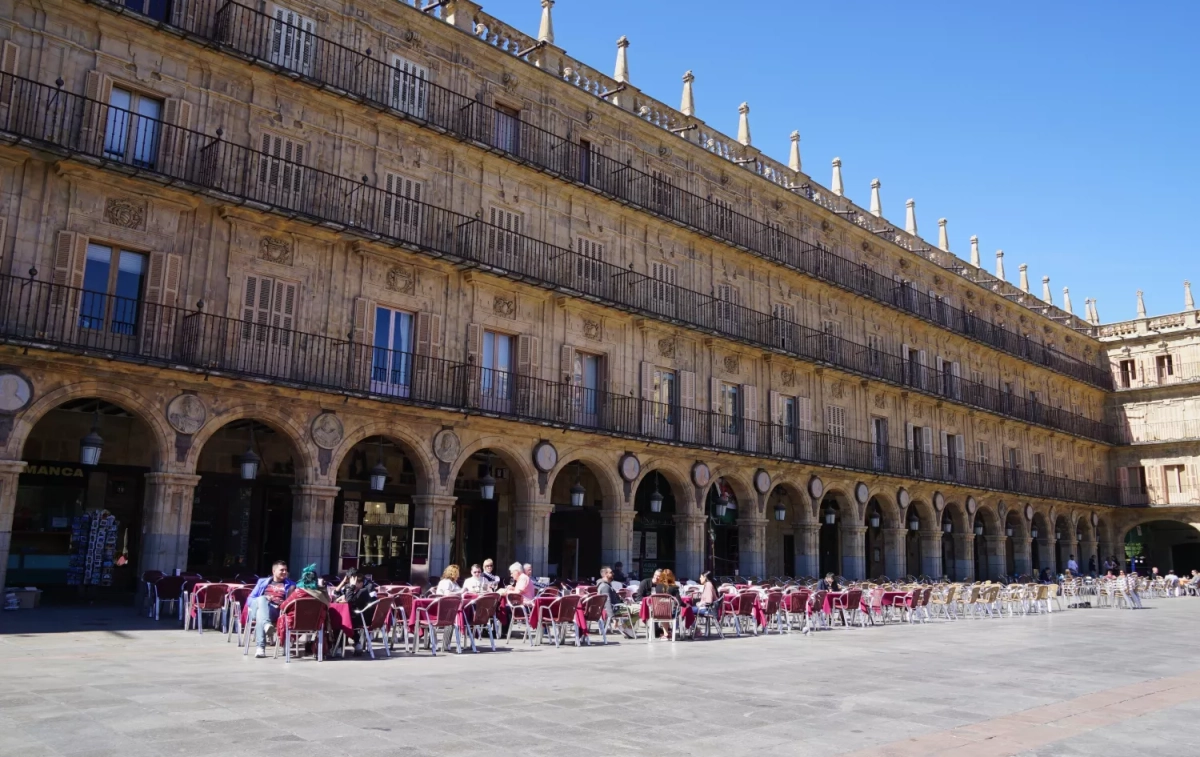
[6,381,174,470]
[1075,512,1096,544]
[326,421,438,494]
[906,498,937,529]
[707,467,756,514]
[1114,512,1200,547]
[973,504,1002,535]
[445,435,538,504]
[1003,508,1028,539]
[865,488,901,529]
[547,447,624,509]
[631,460,692,506]
[1031,510,1051,538]
[771,479,812,524]
[941,500,969,533]
[183,404,318,482]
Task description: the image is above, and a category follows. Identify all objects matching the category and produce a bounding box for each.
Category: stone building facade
[0,0,1169,596]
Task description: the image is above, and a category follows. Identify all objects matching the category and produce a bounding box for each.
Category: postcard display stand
[67,510,120,587]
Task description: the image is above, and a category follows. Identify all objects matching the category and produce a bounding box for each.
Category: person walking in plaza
[248,560,295,658]
[1066,555,1079,575]
[1124,571,1144,608]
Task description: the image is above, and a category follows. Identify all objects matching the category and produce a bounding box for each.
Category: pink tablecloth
[327,602,355,639]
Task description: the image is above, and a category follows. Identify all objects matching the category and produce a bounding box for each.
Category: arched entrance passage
[329,435,423,583]
[864,498,886,579]
[191,419,302,578]
[766,485,800,577]
[633,469,677,580]
[1003,511,1023,577]
[546,460,607,581]
[973,515,989,581]
[449,447,514,574]
[1054,515,1072,572]
[1031,512,1050,573]
[13,398,157,601]
[818,495,842,577]
[707,478,739,576]
[903,505,925,578]
[941,503,967,580]
[1124,521,1200,574]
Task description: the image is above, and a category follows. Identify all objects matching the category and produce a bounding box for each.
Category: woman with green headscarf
[292,563,331,606]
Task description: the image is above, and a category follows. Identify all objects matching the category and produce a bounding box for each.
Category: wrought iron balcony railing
[81,0,1114,392]
[0,273,1119,506]
[0,71,1115,443]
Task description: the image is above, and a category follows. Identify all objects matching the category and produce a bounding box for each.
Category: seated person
[595,566,622,617]
[462,564,487,593]
[481,559,501,590]
[654,569,681,599]
[435,565,463,595]
[510,562,536,599]
[634,569,661,600]
[820,573,842,592]
[696,571,719,611]
[291,563,330,605]
[248,560,295,658]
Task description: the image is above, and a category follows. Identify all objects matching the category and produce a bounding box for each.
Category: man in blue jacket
[247,560,295,658]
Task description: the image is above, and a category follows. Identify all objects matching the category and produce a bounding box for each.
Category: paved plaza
[1,600,1198,757]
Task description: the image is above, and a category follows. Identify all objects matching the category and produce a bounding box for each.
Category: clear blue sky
[478,0,1198,322]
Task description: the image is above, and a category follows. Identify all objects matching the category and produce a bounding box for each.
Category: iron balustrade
[90,0,1113,391]
[0,71,1116,444]
[0,273,1119,506]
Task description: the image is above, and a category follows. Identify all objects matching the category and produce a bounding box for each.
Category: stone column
[953,533,974,580]
[1013,537,1033,577]
[411,493,457,578]
[796,523,819,577]
[290,484,340,574]
[1039,537,1057,575]
[510,502,554,577]
[883,528,908,578]
[920,529,943,578]
[139,472,202,576]
[600,508,636,571]
[840,525,866,580]
[0,460,28,592]
[1080,539,1098,574]
[675,514,706,580]
[738,514,767,577]
[986,535,1008,580]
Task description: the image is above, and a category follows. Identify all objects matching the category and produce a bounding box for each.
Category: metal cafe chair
[354,596,395,659]
[274,596,328,663]
[414,595,465,656]
[462,593,501,652]
[534,594,583,647]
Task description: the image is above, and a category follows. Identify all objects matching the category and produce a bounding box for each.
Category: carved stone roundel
[433,429,461,464]
[259,236,293,265]
[657,337,676,359]
[855,482,869,505]
[310,412,344,450]
[966,496,977,514]
[937,492,948,511]
[754,469,772,495]
[808,475,824,500]
[386,266,415,294]
[619,453,641,482]
[1025,504,1034,520]
[104,197,144,229]
[166,394,206,435]
[0,372,32,412]
[897,487,910,509]
[692,462,711,489]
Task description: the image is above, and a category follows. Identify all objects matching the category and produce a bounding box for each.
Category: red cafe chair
[274,596,328,663]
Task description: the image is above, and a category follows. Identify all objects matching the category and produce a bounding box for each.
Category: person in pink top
[510,561,536,599]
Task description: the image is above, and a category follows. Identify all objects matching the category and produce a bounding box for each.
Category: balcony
[0,71,1115,444]
[81,0,1113,392]
[1115,420,1200,446]
[0,273,1118,506]
[1113,361,1200,391]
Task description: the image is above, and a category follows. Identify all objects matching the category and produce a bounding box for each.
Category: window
[1008,447,1022,471]
[932,293,948,325]
[269,6,315,74]
[572,351,600,416]
[871,417,888,470]
[1002,381,1015,413]
[866,334,883,375]
[382,172,423,238]
[1032,453,1045,475]
[487,207,523,262]
[494,104,521,154]
[715,284,739,328]
[1119,359,1136,388]
[1029,390,1041,421]
[772,303,795,350]
[720,382,740,433]
[389,55,428,118]
[976,441,989,466]
[576,237,604,286]
[649,261,677,309]
[712,197,734,235]
[650,170,673,210]
[105,87,161,168]
[240,274,296,347]
[781,395,797,443]
[258,133,305,200]
[904,346,924,388]
[1157,355,1175,384]
[1164,464,1189,502]
[480,330,513,401]
[578,139,593,185]
[910,424,931,474]
[647,367,676,426]
[941,432,964,479]
[766,221,786,258]
[371,307,413,396]
[79,243,146,335]
[822,320,842,365]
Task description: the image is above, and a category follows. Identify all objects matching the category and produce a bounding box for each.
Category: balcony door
[371,307,413,398]
[269,7,315,75]
[479,330,513,413]
[571,351,601,427]
[78,243,147,350]
[104,87,161,169]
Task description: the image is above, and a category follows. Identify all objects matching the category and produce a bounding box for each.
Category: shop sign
[25,465,85,477]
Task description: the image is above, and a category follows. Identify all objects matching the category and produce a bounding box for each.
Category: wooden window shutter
[466,323,482,364]
[795,396,812,431]
[270,280,297,332]
[352,296,374,344]
[769,390,781,425]
[905,422,915,451]
[160,98,193,174]
[561,344,576,383]
[741,384,758,422]
[415,311,433,356]
[710,376,722,413]
[81,71,114,154]
[428,314,443,359]
[51,230,88,292]
[639,361,654,400]
[679,370,695,409]
[143,252,183,308]
[516,334,540,376]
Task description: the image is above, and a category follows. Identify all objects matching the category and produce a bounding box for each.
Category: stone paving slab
[2,600,1199,756]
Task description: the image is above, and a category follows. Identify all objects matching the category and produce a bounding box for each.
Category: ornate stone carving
[0,372,32,413]
[861,240,872,252]
[780,368,796,387]
[1007,427,1017,441]
[501,71,519,92]
[433,429,461,463]
[386,265,415,294]
[166,394,206,435]
[873,394,886,409]
[493,294,516,318]
[657,337,676,359]
[913,403,923,419]
[657,145,672,159]
[104,197,145,229]
[583,318,602,341]
[820,220,832,234]
[259,236,293,265]
[310,413,344,450]
[830,381,845,399]
[723,354,739,374]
